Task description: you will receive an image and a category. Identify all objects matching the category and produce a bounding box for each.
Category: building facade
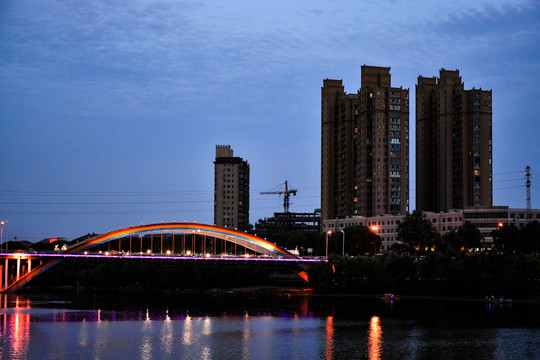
[322,210,464,251]
[321,65,409,222]
[463,206,540,239]
[214,145,250,230]
[255,209,321,234]
[416,69,493,213]
[323,207,540,250]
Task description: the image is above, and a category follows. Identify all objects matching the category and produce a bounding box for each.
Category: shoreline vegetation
[308,252,540,299]
[9,217,540,300]
[17,285,540,305]
[18,252,540,301]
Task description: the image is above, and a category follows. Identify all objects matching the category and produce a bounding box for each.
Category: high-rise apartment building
[214,145,250,230]
[416,69,492,212]
[321,65,409,221]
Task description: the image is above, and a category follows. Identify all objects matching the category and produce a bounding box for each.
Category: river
[1,290,539,359]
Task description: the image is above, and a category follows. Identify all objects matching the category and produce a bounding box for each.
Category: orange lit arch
[4,223,307,293]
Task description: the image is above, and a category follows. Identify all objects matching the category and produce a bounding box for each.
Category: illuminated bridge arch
[2,223,309,293]
[68,222,296,258]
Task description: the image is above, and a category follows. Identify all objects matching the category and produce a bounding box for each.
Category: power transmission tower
[525,165,531,211]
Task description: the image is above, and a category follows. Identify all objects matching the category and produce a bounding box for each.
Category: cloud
[1,0,540,238]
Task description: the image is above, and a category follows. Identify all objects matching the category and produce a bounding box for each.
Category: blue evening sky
[1,0,539,241]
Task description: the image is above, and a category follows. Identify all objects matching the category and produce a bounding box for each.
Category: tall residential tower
[214,145,250,230]
[416,69,492,212]
[321,65,410,221]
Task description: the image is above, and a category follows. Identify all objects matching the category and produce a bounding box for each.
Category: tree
[397,210,439,252]
[492,223,519,254]
[444,221,482,251]
[522,220,540,255]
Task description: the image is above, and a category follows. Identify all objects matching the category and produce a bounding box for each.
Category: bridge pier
[1,255,41,292]
[3,258,7,291]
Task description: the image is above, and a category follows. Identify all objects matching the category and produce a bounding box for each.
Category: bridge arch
[2,223,307,293]
[68,222,297,258]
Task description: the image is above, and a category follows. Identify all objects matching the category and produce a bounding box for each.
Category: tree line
[307,252,540,298]
[303,210,540,298]
[396,210,540,255]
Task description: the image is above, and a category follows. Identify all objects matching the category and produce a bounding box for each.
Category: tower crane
[260,180,297,213]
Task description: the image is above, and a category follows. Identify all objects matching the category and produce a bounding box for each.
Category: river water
[1,291,539,359]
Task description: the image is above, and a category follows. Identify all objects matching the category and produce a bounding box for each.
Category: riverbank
[308,253,540,298]
[11,252,540,300]
[17,283,540,305]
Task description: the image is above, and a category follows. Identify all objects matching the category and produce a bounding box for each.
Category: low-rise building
[255,210,321,234]
[322,210,463,250]
[463,206,540,242]
[322,210,464,250]
[323,206,540,250]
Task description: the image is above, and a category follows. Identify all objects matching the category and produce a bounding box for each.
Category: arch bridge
[1,223,321,293]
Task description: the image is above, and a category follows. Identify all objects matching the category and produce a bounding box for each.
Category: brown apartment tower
[416,69,492,212]
[214,145,250,230]
[321,65,410,221]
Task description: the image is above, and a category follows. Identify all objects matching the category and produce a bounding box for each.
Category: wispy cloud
[1,0,539,238]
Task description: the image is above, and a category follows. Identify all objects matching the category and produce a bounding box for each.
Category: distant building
[463,206,540,239]
[214,145,250,231]
[416,69,493,212]
[322,210,464,251]
[323,206,540,250]
[255,209,321,234]
[36,237,69,244]
[321,65,410,222]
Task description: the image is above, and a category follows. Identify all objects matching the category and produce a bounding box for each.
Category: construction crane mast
[260,180,298,213]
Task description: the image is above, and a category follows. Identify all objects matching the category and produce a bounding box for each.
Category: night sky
[1,0,539,241]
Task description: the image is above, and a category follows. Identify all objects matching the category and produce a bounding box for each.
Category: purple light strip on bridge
[0,253,327,263]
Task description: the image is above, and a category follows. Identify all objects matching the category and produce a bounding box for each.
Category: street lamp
[326,230,333,259]
[0,221,6,252]
[370,225,379,256]
[340,229,345,256]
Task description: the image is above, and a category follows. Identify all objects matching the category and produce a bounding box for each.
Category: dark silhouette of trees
[308,253,540,298]
[522,221,540,256]
[491,220,540,255]
[444,221,482,251]
[397,210,440,252]
[493,223,520,253]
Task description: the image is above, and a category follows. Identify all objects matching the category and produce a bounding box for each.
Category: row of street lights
[325,229,346,259]
[325,225,379,259]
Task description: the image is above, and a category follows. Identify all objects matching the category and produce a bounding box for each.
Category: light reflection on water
[368,316,382,360]
[0,294,539,360]
[325,316,334,360]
